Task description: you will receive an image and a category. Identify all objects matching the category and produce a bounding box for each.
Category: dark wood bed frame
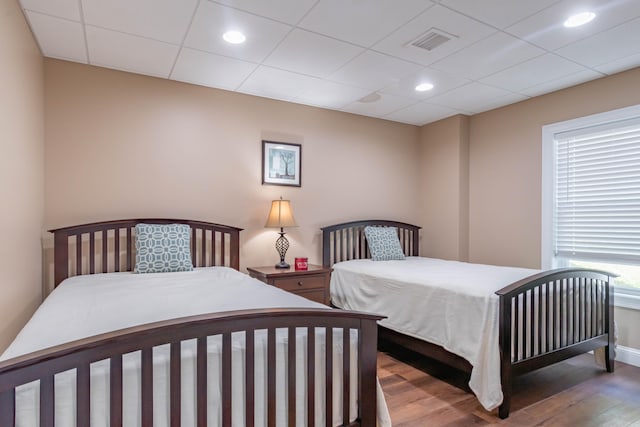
[322,219,615,419]
[0,219,383,427]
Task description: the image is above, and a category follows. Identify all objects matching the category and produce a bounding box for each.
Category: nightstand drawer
[273,275,325,292]
[246,265,332,305]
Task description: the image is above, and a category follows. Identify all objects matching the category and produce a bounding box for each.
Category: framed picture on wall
[262,141,301,187]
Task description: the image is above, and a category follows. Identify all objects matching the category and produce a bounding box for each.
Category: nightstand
[247,265,332,305]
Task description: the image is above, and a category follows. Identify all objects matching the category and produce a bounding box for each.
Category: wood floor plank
[588,401,640,427]
[379,350,640,427]
[531,393,618,427]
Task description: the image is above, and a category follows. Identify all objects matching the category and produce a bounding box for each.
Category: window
[542,105,640,310]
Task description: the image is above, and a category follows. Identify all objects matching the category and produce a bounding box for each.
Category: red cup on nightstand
[294,257,308,271]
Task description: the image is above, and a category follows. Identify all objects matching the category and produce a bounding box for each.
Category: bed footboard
[0,308,383,427]
[495,268,615,419]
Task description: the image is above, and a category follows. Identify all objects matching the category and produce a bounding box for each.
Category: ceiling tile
[210,0,317,25]
[473,92,530,113]
[427,82,513,113]
[373,5,496,65]
[341,93,418,118]
[440,0,560,29]
[237,66,321,101]
[299,0,434,47]
[87,26,179,78]
[431,32,545,80]
[380,67,469,100]
[328,51,423,90]
[184,1,292,62]
[25,12,87,62]
[82,0,198,45]
[555,17,640,68]
[506,0,640,51]
[19,0,81,21]
[594,51,640,75]
[480,53,588,92]
[383,102,462,125]
[294,81,371,109]
[263,29,363,78]
[518,69,603,97]
[171,48,257,90]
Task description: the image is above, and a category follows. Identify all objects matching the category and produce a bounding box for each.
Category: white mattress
[330,257,538,411]
[1,267,391,427]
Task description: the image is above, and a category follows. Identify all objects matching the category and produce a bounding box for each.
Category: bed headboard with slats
[321,220,421,267]
[49,219,242,287]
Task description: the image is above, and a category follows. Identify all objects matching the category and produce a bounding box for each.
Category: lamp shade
[265,198,298,228]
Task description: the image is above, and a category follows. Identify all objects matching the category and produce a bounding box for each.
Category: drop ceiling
[19,0,640,126]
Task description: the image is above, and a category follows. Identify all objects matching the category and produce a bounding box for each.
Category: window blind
[554,116,640,262]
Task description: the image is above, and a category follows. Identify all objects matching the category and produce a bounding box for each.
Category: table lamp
[265,196,298,268]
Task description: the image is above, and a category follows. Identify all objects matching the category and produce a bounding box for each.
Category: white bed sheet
[1,267,391,427]
[330,257,538,411]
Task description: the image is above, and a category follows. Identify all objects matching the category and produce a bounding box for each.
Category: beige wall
[467,67,640,269]
[616,307,640,350]
[44,60,421,287]
[0,0,44,351]
[418,114,469,261]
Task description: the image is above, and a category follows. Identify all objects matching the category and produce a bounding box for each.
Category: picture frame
[262,140,301,187]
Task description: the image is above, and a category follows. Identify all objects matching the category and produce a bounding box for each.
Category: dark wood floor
[378,347,640,426]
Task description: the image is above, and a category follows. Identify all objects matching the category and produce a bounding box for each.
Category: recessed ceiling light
[223,30,246,44]
[415,83,434,92]
[563,12,596,28]
[358,92,381,103]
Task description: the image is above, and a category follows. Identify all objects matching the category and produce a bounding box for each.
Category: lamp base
[274,230,291,269]
[274,261,290,269]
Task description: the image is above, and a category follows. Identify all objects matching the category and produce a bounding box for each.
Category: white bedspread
[331,257,538,411]
[1,267,391,427]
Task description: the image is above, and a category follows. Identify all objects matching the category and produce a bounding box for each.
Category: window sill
[615,288,640,311]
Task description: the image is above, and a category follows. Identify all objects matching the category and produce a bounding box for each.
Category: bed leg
[499,393,511,419]
[498,294,512,419]
[499,365,512,419]
[359,320,378,427]
[605,286,615,373]
[605,344,615,373]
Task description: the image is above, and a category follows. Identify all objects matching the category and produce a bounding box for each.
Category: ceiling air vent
[408,28,456,51]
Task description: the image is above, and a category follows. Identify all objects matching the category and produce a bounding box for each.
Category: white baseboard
[617,345,640,367]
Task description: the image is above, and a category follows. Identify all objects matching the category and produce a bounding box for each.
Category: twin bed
[322,220,615,419]
[0,219,386,427]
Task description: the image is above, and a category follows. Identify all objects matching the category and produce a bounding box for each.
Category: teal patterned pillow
[364,226,405,261]
[134,224,193,273]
